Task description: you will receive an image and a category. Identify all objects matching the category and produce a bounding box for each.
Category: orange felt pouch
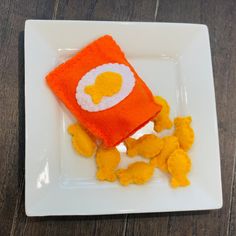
[46,35,161,147]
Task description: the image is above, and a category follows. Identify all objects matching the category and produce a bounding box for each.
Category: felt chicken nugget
[150,136,179,172]
[124,134,164,158]
[167,149,191,188]
[153,96,173,132]
[68,123,96,157]
[116,161,154,186]
[174,116,194,151]
[96,147,120,182]
[46,35,161,147]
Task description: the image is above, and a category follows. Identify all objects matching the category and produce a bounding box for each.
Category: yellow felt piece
[174,116,194,151]
[116,161,154,186]
[68,123,96,157]
[84,71,123,104]
[124,134,164,158]
[150,136,179,172]
[153,96,173,132]
[167,149,191,188]
[96,147,121,182]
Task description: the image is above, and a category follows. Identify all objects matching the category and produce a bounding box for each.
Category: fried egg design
[76,63,135,112]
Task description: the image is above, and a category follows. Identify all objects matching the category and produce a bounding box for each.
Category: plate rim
[24,20,222,216]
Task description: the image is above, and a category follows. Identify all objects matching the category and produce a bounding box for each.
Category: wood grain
[56,0,158,21]
[0,0,235,235]
[0,0,56,235]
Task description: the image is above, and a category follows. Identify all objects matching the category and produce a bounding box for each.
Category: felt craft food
[153,96,173,132]
[96,147,120,182]
[167,149,191,187]
[174,116,194,151]
[46,35,161,147]
[124,134,164,158]
[150,136,179,172]
[116,161,154,186]
[68,123,96,157]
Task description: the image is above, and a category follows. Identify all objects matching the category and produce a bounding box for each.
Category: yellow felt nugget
[116,161,154,186]
[174,116,194,151]
[68,124,96,157]
[124,134,164,158]
[167,149,191,188]
[96,147,120,182]
[153,96,173,132]
[150,136,179,172]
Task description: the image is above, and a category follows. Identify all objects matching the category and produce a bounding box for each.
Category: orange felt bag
[46,35,161,147]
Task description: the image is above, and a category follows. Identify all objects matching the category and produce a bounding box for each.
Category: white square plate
[25,20,222,216]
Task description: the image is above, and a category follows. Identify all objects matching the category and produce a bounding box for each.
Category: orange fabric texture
[46,35,161,147]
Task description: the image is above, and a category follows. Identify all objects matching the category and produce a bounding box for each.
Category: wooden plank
[207,1,236,235]
[157,0,201,23]
[0,0,56,235]
[93,215,127,236]
[226,1,236,235]
[230,159,236,236]
[57,0,158,21]
[125,0,236,236]
[1,0,234,235]
[0,6,25,236]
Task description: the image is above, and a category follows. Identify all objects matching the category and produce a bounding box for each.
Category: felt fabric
[84,71,123,104]
[46,35,161,147]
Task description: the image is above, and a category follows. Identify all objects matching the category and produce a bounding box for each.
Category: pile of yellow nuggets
[68,96,194,188]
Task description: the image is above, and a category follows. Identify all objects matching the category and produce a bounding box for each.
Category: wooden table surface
[0,0,236,235]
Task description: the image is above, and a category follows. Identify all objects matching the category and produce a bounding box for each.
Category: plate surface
[25,20,222,216]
